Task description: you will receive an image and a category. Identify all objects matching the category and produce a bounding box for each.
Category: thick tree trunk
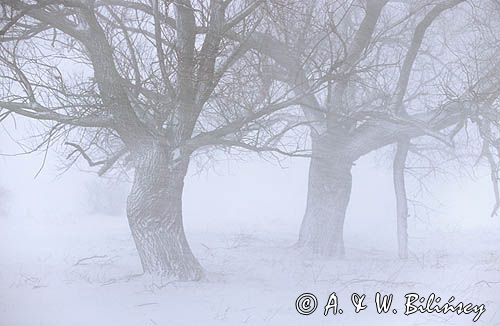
[298,134,353,257]
[393,139,410,259]
[126,145,203,281]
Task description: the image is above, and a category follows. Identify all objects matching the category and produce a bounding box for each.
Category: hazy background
[1,1,499,324]
[1,121,498,252]
[2,122,500,326]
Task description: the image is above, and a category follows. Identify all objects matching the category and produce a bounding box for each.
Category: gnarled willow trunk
[126,145,203,281]
[298,134,353,257]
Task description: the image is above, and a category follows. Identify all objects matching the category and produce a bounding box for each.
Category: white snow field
[1,210,499,326]
[0,152,499,325]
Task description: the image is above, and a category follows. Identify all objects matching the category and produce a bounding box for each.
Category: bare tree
[390,0,466,259]
[1,0,498,281]
[391,0,500,258]
[0,0,320,280]
[247,0,499,257]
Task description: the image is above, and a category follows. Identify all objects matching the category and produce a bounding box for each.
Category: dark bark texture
[127,144,203,280]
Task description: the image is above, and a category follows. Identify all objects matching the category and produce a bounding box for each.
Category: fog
[2,126,498,244]
[2,128,500,325]
[1,1,500,325]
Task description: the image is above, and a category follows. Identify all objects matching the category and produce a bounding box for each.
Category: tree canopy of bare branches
[1,0,499,279]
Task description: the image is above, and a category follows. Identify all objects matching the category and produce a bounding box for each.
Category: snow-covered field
[1,210,499,326]
[1,147,499,325]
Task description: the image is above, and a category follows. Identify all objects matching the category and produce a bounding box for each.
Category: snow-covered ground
[1,210,499,326]
[1,140,499,325]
